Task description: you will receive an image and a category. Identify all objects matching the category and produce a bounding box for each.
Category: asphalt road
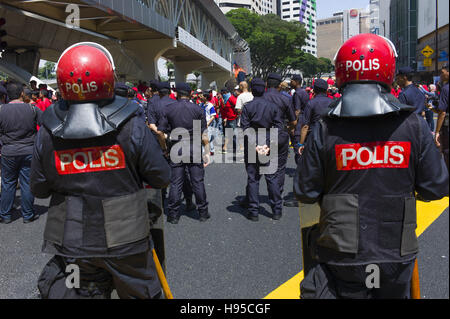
[0,149,448,299]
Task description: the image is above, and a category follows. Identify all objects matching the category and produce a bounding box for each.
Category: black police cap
[175,82,192,93]
[292,74,303,82]
[115,82,129,90]
[267,73,282,82]
[158,81,171,91]
[114,83,129,97]
[314,79,328,91]
[149,80,159,90]
[251,78,265,88]
[397,66,414,75]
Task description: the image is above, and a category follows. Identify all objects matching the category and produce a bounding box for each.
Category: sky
[316,0,371,20]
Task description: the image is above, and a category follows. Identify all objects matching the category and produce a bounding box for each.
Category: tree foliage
[226,9,334,80]
[226,9,306,78]
[38,61,56,80]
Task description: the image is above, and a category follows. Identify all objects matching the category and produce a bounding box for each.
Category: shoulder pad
[328,84,415,118]
[42,96,138,139]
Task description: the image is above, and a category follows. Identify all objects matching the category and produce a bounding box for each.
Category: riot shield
[146,187,166,272]
[298,202,320,276]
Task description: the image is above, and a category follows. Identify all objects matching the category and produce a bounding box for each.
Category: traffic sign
[421,45,434,58]
[423,58,432,67]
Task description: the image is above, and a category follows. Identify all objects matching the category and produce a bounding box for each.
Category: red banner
[55,145,126,175]
[335,141,411,171]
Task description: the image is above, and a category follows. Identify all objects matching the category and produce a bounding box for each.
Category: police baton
[410,258,421,299]
[152,248,174,299]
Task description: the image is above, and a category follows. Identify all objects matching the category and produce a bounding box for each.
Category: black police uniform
[292,86,310,164]
[398,84,426,114]
[438,83,449,170]
[263,75,296,197]
[158,83,209,223]
[146,82,173,127]
[241,79,285,220]
[147,83,194,203]
[300,80,334,137]
[30,95,171,299]
[301,93,333,130]
[146,94,160,122]
[295,83,449,299]
[144,80,159,117]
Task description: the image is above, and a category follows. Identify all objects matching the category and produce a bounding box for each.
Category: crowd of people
[0,64,448,224]
[0,34,448,300]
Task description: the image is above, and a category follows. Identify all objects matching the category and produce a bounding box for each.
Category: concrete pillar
[215,72,233,91]
[122,39,175,81]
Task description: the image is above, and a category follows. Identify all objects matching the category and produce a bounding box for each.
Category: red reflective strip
[54,145,126,175]
[335,141,411,171]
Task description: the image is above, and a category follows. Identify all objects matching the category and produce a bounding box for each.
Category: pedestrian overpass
[0,0,251,89]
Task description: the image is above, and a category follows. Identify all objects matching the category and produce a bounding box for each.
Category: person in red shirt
[169,86,177,100]
[391,84,401,98]
[36,89,52,112]
[132,87,146,102]
[137,81,148,94]
[210,92,220,121]
[220,88,238,153]
[332,87,341,99]
[327,88,334,99]
[305,87,314,100]
[327,76,335,86]
[216,89,225,137]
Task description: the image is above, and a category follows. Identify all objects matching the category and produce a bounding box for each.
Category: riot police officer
[396,67,426,115]
[30,42,171,299]
[158,82,210,224]
[263,73,296,211]
[295,34,449,299]
[240,78,284,221]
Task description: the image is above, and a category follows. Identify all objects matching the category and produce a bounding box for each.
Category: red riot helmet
[334,34,398,89]
[56,42,116,102]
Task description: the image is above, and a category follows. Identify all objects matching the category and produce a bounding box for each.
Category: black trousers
[300,261,415,299]
[167,162,208,218]
[275,131,290,196]
[245,162,282,216]
[38,250,162,299]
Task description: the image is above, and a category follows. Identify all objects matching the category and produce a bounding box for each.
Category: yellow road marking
[264,197,449,299]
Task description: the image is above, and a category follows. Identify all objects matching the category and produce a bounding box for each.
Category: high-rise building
[317,8,371,61]
[317,13,344,61]
[416,0,449,75]
[342,8,371,42]
[369,0,391,37]
[278,0,317,57]
[214,0,277,15]
[389,0,418,70]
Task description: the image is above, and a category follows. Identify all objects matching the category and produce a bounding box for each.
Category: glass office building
[390,0,418,70]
